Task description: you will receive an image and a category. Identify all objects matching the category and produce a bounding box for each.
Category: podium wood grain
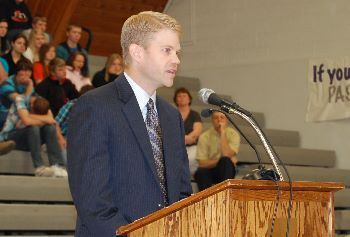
[118,180,344,237]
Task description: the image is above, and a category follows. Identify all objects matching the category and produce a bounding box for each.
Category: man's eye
[164,48,171,53]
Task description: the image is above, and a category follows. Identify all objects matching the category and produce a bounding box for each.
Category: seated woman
[1,33,28,76]
[92,53,123,88]
[174,87,203,175]
[23,29,47,63]
[65,52,91,92]
[32,43,56,84]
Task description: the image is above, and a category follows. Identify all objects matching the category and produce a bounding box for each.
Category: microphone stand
[220,105,284,181]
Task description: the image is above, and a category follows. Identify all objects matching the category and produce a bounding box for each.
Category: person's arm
[0,63,7,85]
[67,95,129,236]
[17,108,45,126]
[29,110,56,125]
[55,123,66,150]
[185,121,202,145]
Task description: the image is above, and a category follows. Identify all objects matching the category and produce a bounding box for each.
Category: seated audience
[1,33,28,76]
[92,53,123,88]
[23,29,47,62]
[65,52,91,92]
[0,95,67,177]
[0,0,32,41]
[56,24,89,73]
[174,87,202,175]
[0,18,10,55]
[55,84,94,164]
[32,43,55,84]
[0,58,34,128]
[22,16,52,43]
[195,111,240,191]
[36,58,79,116]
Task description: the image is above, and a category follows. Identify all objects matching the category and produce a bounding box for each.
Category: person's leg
[0,111,8,129]
[213,156,236,184]
[0,140,16,155]
[194,167,215,191]
[8,126,44,168]
[41,125,67,177]
[41,124,64,166]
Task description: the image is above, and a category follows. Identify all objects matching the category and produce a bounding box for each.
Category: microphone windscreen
[198,88,215,104]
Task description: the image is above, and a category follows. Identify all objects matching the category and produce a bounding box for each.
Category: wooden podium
[117,180,344,237]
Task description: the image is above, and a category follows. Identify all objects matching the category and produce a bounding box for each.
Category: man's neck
[66,40,77,49]
[124,68,157,96]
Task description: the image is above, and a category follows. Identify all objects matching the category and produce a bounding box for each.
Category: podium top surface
[117,179,344,235]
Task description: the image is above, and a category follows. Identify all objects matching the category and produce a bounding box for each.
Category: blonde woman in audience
[23,29,47,63]
[65,52,91,92]
[32,43,55,84]
[174,87,203,175]
[92,53,123,88]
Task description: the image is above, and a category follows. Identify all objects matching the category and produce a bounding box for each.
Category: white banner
[306,57,350,122]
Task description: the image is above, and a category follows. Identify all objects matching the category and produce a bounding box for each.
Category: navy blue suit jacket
[67,74,192,236]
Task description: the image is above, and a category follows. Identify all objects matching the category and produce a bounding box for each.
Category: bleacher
[0,72,350,236]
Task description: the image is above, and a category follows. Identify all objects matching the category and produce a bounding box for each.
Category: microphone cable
[250,115,293,237]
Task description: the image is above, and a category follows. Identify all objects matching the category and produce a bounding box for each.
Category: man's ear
[129,43,144,63]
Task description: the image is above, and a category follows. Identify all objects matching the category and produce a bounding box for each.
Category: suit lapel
[115,76,159,183]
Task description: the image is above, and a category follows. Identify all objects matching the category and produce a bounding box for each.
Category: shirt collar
[124,72,157,120]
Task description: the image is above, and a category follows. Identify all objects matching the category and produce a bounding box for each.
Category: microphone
[198,88,234,108]
[198,88,251,116]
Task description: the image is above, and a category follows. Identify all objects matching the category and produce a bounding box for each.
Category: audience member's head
[174,87,192,107]
[49,58,66,80]
[79,84,94,96]
[104,53,123,80]
[32,16,48,32]
[31,96,50,115]
[10,33,28,54]
[38,43,56,64]
[66,24,82,44]
[0,19,8,38]
[14,58,32,84]
[66,51,88,76]
[121,11,181,66]
[28,29,46,51]
[211,111,228,131]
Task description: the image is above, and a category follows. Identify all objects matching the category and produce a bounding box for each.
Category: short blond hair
[120,11,181,66]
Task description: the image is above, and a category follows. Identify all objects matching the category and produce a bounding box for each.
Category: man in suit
[67,11,192,237]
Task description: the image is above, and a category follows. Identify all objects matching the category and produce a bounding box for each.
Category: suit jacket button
[158,203,162,208]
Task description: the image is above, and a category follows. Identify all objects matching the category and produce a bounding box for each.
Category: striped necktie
[145,98,168,205]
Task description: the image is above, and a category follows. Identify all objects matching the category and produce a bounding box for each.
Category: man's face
[33,20,47,32]
[16,70,32,84]
[53,66,66,80]
[138,29,180,90]
[0,21,8,37]
[211,112,228,130]
[67,27,82,44]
